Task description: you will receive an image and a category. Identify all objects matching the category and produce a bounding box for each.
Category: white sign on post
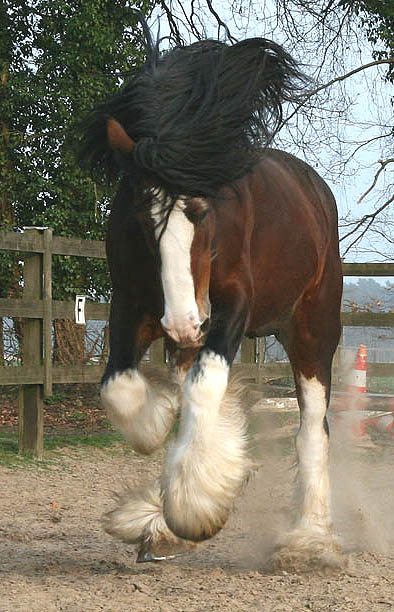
[75,295,86,325]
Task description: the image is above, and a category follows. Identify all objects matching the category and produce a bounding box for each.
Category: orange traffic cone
[359,411,394,438]
[346,344,368,437]
[347,344,367,395]
[374,412,394,435]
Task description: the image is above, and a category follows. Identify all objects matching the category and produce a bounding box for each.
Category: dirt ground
[1,397,394,612]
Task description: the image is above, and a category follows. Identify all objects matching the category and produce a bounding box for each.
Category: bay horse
[79,34,343,569]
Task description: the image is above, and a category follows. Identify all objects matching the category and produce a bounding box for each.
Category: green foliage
[0,0,154,300]
[342,0,394,81]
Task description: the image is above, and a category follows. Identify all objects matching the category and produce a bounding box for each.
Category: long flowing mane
[78,35,308,201]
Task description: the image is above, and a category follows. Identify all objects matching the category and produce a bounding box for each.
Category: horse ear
[107,118,135,154]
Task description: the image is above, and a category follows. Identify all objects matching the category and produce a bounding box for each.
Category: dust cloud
[225,397,394,569]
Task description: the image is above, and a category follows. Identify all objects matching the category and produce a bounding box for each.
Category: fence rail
[1,228,394,456]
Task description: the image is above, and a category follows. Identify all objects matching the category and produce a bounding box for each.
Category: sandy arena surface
[1,399,394,612]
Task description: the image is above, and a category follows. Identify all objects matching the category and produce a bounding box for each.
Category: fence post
[43,228,53,396]
[19,229,44,457]
[150,337,166,365]
[257,337,266,386]
[241,337,257,381]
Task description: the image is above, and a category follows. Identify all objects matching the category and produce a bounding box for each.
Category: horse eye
[184,207,209,225]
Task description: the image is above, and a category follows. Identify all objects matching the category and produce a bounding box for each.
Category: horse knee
[101,368,179,454]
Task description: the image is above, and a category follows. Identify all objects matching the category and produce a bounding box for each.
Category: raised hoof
[136,539,196,564]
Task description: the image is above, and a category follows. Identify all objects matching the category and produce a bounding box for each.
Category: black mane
[78,36,308,202]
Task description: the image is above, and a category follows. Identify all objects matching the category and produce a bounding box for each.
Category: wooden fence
[1,228,394,456]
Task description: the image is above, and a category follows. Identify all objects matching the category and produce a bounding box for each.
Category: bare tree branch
[280,58,394,131]
[357,158,394,204]
[204,0,238,42]
[340,194,394,256]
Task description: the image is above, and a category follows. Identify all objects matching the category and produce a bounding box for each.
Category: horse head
[151,194,213,347]
[107,118,213,347]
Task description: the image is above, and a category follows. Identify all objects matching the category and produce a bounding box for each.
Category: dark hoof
[136,550,182,563]
[136,538,196,563]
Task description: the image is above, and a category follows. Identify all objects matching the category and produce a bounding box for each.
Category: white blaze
[152,198,201,343]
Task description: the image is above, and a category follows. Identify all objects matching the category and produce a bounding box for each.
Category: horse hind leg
[101,292,179,455]
[273,372,343,572]
[272,293,345,571]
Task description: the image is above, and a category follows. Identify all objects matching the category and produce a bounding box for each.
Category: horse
[78,33,343,569]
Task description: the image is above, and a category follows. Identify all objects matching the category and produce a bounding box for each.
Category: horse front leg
[101,290,188,558]
[162,295,251,542]
[100,290,179,455]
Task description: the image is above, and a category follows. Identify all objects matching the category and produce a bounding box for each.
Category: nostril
[200,318,210,333]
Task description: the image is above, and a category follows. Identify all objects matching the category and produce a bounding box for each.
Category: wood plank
[1,360,394,387]
[256,362,293,379]
[52,365,105,384]
[4,229,394,276]
[0,230,45,253]
[240,338,256,364]
[0,231,106,259]
[0,299,110,320]
[0,365,44,385]
[342,262,394,277]
[341,312,394,326]
[364,363,394,377]
[0,298,44,318]
[52,301,110,320]
[52,236,106,258]
[150,338,165,364]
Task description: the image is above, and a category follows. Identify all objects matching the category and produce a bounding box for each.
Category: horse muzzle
[160,309,210,347]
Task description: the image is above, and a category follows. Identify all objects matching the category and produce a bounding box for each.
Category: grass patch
[367,376,394,394]
[43,391,67,405]
[44,431,124,450]
[0,430,129,467]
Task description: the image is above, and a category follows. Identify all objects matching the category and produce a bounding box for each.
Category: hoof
[136,538,196,563]
[102,482,197,564]
[271,528,347,574]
